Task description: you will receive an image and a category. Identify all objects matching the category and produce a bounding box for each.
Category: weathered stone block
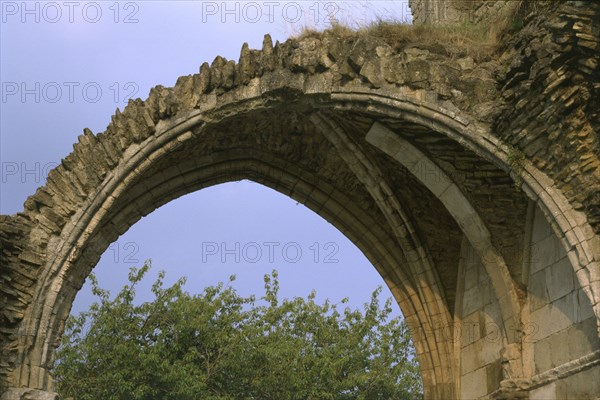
[462,285,483,317]
[577,289,595,323]
[530,382,556,400]
[555,364,600,399]
[533,335,554,374]
[461,367,488,399]
[530,299,574,341]
[546,257,575,302]
[529,270,550,312]
[566,317,600,361]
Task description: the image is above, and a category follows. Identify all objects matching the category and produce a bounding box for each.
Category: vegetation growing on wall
[296,0,558,62]
[507,144,526,191]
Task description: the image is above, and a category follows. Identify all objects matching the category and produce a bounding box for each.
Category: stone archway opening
[1,91,521,399]
[66,178,411,326]
[60,178,424,393]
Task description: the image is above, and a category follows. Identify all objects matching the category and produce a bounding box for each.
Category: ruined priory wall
[409,0,518,24]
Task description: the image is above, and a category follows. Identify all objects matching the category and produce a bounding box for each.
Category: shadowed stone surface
[1,1,599,399]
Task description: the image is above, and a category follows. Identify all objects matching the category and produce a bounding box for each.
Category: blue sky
[1,0,411,316]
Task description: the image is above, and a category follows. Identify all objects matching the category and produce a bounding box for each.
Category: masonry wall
[457,238,504,399]
[527,206,600,399]
[409,0,517,24]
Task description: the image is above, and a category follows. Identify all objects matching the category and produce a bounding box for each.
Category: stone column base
[0,389,59,400]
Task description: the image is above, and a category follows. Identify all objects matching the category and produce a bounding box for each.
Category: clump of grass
[294,0,554,62]
[296,18,498,61]
[372,20,496,59]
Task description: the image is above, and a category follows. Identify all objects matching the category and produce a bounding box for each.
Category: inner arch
[13,94,523,400]
[26,153,448,395]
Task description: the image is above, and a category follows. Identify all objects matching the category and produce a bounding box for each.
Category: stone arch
[1,23,598,399]
[15,107,458,397]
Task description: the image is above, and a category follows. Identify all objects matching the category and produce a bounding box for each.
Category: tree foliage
[54,261,423,400]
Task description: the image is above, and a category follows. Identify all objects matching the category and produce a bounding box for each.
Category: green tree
[54,261,423,400]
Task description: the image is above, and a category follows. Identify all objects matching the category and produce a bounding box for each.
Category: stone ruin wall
[0,1,599,399]
[409,0,519,25]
